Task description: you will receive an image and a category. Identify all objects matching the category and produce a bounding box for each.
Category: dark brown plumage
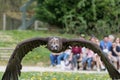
[2,37,120,80]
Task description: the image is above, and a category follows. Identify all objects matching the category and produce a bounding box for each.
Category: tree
[35,0,120,37]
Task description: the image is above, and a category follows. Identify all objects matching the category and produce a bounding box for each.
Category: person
[49,52,60,67]
[100,35,112,58]
[82,48,94,70]
[56,46,72,68]
[90,36,105,71]
[110,42,120,69]
[69,45,82,70]
[108,35,115,43]
[115,37,120,47]
[114,37,120,70]
[110,37,120,69]
[80,46,87,70]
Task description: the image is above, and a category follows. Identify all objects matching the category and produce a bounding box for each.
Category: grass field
[0,72,111,80]
[0,30,78,47]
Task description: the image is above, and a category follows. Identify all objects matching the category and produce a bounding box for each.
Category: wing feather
[2,37,48,80]
[63,38,120,79]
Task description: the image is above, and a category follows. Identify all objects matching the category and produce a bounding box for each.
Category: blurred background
[0,0,120,67]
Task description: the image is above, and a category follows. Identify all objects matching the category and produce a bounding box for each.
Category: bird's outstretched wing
[2,37,48,80]
[63,38,120,79]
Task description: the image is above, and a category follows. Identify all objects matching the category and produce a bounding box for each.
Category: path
[0,66,109,74]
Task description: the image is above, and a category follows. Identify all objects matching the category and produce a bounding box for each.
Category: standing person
[69,45,82,70]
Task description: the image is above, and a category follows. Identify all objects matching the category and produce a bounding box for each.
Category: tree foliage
[35,0,120,36]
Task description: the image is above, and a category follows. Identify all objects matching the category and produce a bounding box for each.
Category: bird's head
[47,37,63,53]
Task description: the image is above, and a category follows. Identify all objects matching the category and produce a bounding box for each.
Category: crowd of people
[49,35,120,72]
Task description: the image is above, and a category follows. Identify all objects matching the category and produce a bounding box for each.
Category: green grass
[0,72,111,80]
[0,30,78,47]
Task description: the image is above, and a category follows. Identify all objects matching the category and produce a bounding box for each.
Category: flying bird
[2,37,120,80]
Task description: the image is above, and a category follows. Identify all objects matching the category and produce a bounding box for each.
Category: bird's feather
[2,37,48,80]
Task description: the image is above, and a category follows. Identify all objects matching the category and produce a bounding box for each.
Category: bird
[2,37,120,80]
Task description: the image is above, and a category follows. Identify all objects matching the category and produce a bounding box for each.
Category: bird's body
[2,37,120,80]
